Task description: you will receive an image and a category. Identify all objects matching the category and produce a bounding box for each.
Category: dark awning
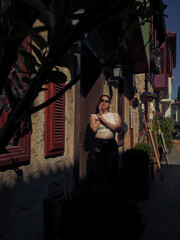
[83,4,149,74]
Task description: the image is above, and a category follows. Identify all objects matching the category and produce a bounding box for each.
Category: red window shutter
[0,134,30,168]
[44,82,65,157]
[0,36,31,168]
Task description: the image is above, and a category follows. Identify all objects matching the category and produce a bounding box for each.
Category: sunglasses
[100,99,109,103]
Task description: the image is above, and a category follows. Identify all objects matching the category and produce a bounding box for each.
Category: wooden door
[79,74,103,180]
[74,43,103,181]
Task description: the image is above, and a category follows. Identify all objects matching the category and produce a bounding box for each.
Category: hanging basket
[141,92,157,102]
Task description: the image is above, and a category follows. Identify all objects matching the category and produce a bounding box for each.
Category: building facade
[0,1,176,239]
[153,31,176,117]
[172,102,180,124]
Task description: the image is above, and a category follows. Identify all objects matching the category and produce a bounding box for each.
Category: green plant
[121,149,150,169]
[172,120,180,137]
[134,142,152,159]
[153,116,173,153]
[59,183,145,240]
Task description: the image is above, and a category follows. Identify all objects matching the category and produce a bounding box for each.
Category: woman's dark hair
[99,95,111,103]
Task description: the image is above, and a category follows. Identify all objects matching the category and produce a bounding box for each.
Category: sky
[163,0,180,100]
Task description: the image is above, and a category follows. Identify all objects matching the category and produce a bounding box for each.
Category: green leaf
[48,71,67,84]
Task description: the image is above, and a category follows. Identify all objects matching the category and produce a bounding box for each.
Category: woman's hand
[97,105,104,122]
[100,114,122,132]
[98,104,103,115]
[97,114,104,122]
[90,114,101,132]
[97,104,106,122]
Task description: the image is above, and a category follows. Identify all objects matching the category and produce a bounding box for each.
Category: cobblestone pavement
[138,133,180,240]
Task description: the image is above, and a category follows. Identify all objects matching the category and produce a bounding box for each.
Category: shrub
[153,116,173,153]
[134,142,152,159]
[121,149,150,169]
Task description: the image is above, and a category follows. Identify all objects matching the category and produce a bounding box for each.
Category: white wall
[161,77,173,118]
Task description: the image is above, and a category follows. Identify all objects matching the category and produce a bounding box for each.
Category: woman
[88,94,122,186]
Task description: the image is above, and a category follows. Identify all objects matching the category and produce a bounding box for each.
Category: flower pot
[141,92,157,102]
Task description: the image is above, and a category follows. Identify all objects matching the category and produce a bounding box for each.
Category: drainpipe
[74,40,82,185]
[145,73,148,122]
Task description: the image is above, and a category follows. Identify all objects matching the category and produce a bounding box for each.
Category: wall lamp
[112,65,123,79]
[109,65,124,82]
[152,48,164,58]
[106,65,124,88]
[70,9,86,55]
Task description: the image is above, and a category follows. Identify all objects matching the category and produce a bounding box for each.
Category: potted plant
[120,146,152,201]
[134,142,152,159]
[141,91,157,102]
[134,142,154,180]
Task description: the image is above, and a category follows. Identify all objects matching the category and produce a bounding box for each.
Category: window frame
[0,36,31,169]
[0,133,30,169]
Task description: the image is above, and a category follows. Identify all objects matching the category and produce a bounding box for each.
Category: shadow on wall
[0,163,74,240]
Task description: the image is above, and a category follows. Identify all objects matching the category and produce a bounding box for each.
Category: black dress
[87,113,119,186]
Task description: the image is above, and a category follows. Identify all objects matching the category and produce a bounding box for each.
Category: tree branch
[0,1,41,94]
[31,73,82,114]
[0,0,149,150]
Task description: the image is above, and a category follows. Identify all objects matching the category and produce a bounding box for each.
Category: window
[0,36,31,169]
[0,133,30,169]
[44,82,65,157]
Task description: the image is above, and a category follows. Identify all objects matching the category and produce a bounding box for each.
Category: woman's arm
[98,114,121,132]
[90,114,101,132]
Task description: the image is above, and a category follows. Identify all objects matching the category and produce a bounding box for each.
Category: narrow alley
[138,134,180,240]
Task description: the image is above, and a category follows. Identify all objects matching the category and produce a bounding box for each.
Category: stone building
[172,102,180,125]
[0,1,174,240]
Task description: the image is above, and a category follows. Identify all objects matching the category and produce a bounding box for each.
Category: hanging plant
[141,92,157,102]
[152,116,173,153]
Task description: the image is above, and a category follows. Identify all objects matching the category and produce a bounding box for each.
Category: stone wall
[123,75,131,150]
[134,73,155,137]
[133,73,145,145]
[0,70,75,240]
